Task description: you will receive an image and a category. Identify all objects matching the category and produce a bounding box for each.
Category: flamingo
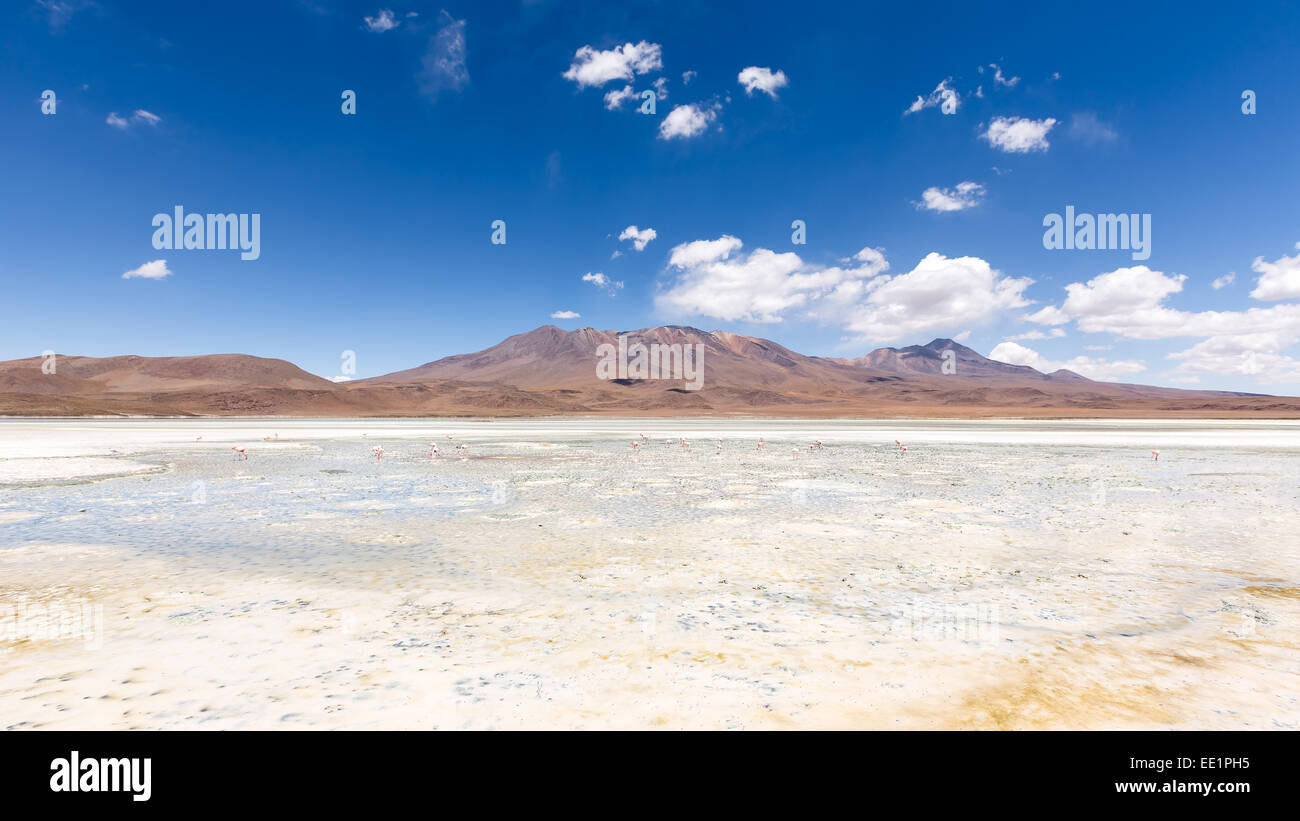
[640,433,649,442]
[757,437,765,451]
[372,445,384,462]
[231,446,247,460]
[429,443,441,458]
[1151,450,1160,462]
[631,441,640,451]
[895,439,907,453]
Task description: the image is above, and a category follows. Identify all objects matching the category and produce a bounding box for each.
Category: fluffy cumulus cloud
[841,253,1033,342]
[658,102,719,139]
[655,237,1031,342]
[363,9,399,32]
[981,116,1057,152]
[917,181,985,212]
[904,79,959,115]
[1026,257,1300,383]
[1250,242,1300,301]
[417,12,468,100]
[1026,265,1300,340]
[737,66,788,98]
[550,310,580,319]
[1168,333,1300,382]
[582,272,623,296]
[563,41,662,88]
[988,341,1146,381]
[603,85,638,110]
[1212,272,1236,290]
[122,259,171,280]
[618,225,657,251]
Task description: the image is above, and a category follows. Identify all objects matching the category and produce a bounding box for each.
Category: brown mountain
[1,326,1297,417]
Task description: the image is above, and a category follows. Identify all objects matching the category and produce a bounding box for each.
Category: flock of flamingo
[214,433,1165,464]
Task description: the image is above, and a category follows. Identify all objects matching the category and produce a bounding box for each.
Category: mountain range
[2,325,1297,417]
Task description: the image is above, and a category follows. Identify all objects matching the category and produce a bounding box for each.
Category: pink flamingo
[757,436,766,451]
[640,433,649,442]
[231,446,247,460]
[1151,450,1160,462]
[429,444,441,458]
[895,439,907,453]
[372,445,384,461]
[631,441,640,451]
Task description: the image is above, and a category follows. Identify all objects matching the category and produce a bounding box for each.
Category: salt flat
[1,418,1298,729]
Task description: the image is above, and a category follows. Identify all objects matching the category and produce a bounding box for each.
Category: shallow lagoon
[2,418,1298,729]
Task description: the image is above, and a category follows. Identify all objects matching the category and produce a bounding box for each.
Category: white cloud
[658,238,883,324]
[583,272,623,296]
[1250,242,1300,301]
[737,66,788,99]
[667,235,744,268]
[551,310,580,319]
[1069,111,1118,144]
[653,77,669,100]
[656,238,1030,342]
[563,41,662,88]
[122,259,172,280]
[1211,272,1236,290]
[917,181,985,212]
[904,79,959,115]
[37,0,86,33]
[990,63,1020,88]
[603,85,637,110]
[989,341,1146,381]
[981,116,1057,152]
[417,12,468,100]
[107,110,161,130]
[658,102,719,139]
[1005,328,1066,341]
[1168,333,1300,382]
[842,253,1033,342]
[618,225,657,251]
[363,9,399,32]
[1027,259,1300,386]
[1027,264,1300,340]
[682,70,697,85]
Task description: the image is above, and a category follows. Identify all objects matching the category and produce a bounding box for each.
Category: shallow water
[2,418,1298,729]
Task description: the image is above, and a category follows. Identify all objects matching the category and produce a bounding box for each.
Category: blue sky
[3,0,1300,392]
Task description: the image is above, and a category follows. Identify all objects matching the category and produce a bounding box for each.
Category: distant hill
[1,326,1295,418]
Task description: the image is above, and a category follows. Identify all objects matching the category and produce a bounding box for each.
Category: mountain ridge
[1,325,1294,418]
